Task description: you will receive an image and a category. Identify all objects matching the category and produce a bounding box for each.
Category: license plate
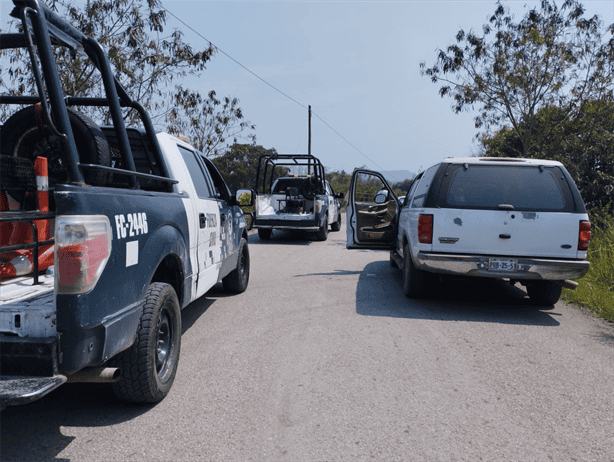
[488,259,517,272]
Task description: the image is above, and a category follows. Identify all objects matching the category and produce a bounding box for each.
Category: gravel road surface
[2,219,613,461]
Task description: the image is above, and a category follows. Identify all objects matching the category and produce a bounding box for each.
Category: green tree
[326,169,352,198]
[167,88,255,156]
[0,0,255,151]
[211,144,277,193]
[420,0,614,156]
[391,177,415,194]
[481,99,614,212]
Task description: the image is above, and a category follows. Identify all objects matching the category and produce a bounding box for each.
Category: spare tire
[1,106,111,187]
[300,178,318,200]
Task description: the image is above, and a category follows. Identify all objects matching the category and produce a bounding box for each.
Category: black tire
[390,251,399,268]
[223,238,250,293]
[258,228,272,240]
[526,280,563,306]
[402,243,429,299]
[0,106,111,186]
[316,214,329,241]
[331,212,342,232]
[111,283,181,404]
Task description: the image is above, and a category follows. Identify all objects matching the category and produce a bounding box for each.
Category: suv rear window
[437,164,575,212]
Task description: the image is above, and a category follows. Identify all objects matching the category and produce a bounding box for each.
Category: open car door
[346,169,399,249]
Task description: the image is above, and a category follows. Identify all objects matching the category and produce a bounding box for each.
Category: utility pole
[308,105,311,156]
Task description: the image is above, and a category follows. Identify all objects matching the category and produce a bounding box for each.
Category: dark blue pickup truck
[0,0,250,408]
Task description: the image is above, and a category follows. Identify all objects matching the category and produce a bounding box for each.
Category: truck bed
[0,273,55,338]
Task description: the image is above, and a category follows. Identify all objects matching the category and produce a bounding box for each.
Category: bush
[562,209,614,322]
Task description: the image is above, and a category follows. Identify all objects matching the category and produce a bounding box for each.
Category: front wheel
[526,280,562,306]
[223,238,250,293]
[111,283,181,403]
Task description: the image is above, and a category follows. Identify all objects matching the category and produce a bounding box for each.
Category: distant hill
[380,170,415,184]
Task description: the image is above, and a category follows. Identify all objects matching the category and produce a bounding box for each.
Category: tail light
[55,216,112,294]
[315,200,323,214]
[418,214,433,244]
[578,220,591,250]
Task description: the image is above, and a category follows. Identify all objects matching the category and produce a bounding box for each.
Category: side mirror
[236,189,254,207]
[335,192,345,200]
[374,193,388,204]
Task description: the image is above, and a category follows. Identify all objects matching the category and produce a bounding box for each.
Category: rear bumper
[0,375,67,409]
[254,215,321,231]
[416,252,590,280]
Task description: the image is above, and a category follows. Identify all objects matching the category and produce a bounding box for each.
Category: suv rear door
[346,169,399,249]
[430,162,585,259]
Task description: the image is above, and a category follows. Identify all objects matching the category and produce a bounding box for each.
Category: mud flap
[0,374,67,409]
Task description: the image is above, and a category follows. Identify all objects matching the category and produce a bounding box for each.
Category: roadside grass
[562,211,614,323]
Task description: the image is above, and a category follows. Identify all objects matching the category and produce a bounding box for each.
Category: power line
[161,3,390,174]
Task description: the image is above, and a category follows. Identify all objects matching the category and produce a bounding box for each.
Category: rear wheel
[223,238,250,293]
[316,214,329,241]
[390,251,399,268]
[258,228,272,240]
[402,243,430,299]
[526,280,562,306]
[331,212,342,232]
[111,283,181,403]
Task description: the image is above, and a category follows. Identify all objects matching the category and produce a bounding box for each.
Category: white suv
[346,157,591,305]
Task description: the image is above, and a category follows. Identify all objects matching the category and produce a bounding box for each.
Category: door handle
[499,233,511,239]
[220,213,226,223]
[199,213,206,229]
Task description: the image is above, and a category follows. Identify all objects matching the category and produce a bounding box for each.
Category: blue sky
[160,0,613,178]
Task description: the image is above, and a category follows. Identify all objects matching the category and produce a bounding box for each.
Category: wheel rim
[155,308,172,375]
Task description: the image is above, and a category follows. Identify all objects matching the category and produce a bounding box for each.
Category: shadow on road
[247,230,316,246]
[0,294,221,462]
[356,260,561,326]
[0,380,154,462]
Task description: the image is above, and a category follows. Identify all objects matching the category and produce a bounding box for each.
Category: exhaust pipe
[562,279,579,290]
[67,367,121,383]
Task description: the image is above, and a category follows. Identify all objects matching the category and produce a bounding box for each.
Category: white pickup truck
[347,157,591,305]
[250,154,344,241]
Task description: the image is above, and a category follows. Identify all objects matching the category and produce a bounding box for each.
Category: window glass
[443,165,569,211]
[411,165,438,208]
[178,146,212,198]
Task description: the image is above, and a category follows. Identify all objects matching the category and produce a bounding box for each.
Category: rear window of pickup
[435,164,576,212]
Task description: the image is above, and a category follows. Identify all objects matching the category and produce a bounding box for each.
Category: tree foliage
[168,88,255,156]
[325,169,352,199]
[0,0,255,155]
[211,144,277,193]
[420,0,614,156]
[480,99,614,213]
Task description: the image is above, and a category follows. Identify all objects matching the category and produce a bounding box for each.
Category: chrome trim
[416,252,590,280]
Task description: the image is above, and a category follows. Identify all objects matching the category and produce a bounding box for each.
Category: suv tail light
[55,216,112,294]
[578,220,591,250]
[418,214,433,244]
